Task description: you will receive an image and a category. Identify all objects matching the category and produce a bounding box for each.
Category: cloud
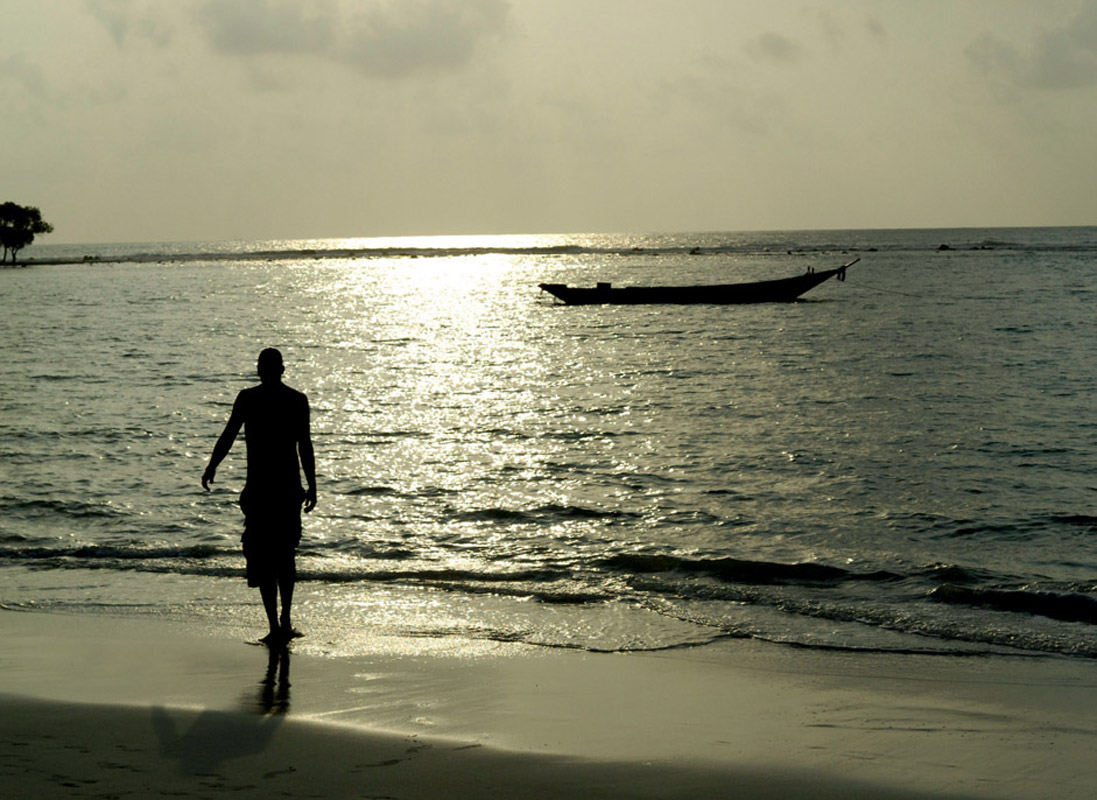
[656,55,792,140]
[0,54,48,97]
[807,8,886,50]
[197,0,335,55]
[343,0,509,77]
[87,0,130,47]
[746,32,803,65]
[968,2,1097,90]
[864,13,886,41]
[194,0,509,78]
[87,0,175,48]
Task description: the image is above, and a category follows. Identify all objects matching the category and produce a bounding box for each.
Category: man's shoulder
[272,383,310,414]
[280,384,309,403]
[235,384,265,403]
[235,382,308,412]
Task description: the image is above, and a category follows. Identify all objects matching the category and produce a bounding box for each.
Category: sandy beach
[2,609,1095,799]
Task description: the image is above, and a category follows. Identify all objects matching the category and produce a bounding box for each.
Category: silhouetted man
[203,348,317,645]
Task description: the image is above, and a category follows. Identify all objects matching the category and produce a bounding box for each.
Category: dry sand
[2,609,1095,799]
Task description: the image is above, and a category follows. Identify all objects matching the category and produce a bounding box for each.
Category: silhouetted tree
[0,202,54,264]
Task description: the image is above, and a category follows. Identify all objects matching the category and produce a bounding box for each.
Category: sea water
[2,228,1096,658]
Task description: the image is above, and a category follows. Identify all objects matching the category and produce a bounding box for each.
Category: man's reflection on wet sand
[250,644,291,716]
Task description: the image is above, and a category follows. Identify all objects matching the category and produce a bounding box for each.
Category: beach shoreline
[3,608,1095,798]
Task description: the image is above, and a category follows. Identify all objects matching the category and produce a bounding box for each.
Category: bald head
[257,348,285,382]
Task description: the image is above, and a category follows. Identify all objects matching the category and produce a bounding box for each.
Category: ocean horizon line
[30,222,1097,249]
[20,224,1097,266]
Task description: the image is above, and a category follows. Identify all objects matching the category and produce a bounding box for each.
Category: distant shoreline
[19,226,1096,268]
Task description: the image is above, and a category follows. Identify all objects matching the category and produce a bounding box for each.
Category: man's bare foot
[260,631,285,647]
[280,625,304,640]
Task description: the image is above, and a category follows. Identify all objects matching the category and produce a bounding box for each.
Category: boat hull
[539,260,857,306]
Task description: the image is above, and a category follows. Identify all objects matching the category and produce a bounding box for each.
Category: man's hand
[304,485,317,513]
[202,466,216,491]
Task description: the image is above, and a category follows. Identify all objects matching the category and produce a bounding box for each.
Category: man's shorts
[240,487,303,588]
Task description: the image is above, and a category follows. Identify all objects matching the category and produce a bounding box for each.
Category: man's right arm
[202,394,245,490]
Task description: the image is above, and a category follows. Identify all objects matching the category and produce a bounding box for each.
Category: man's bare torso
[236,382,309,495]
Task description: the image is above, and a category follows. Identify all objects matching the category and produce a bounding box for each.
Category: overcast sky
[3,0,1096,243]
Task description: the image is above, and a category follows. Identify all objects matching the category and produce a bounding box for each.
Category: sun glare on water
[303,232,577,253]
[300,237,559,591]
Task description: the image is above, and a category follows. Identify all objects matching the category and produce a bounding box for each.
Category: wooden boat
[539,258,859,305]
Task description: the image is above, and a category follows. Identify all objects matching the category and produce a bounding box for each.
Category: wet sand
[2,609,1095,799]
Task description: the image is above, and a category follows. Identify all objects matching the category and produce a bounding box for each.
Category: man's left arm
[299,396,317,512]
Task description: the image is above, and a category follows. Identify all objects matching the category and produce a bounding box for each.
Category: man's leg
[278,531,301,637]
[278,575,301,637]
[258,580,280,641]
